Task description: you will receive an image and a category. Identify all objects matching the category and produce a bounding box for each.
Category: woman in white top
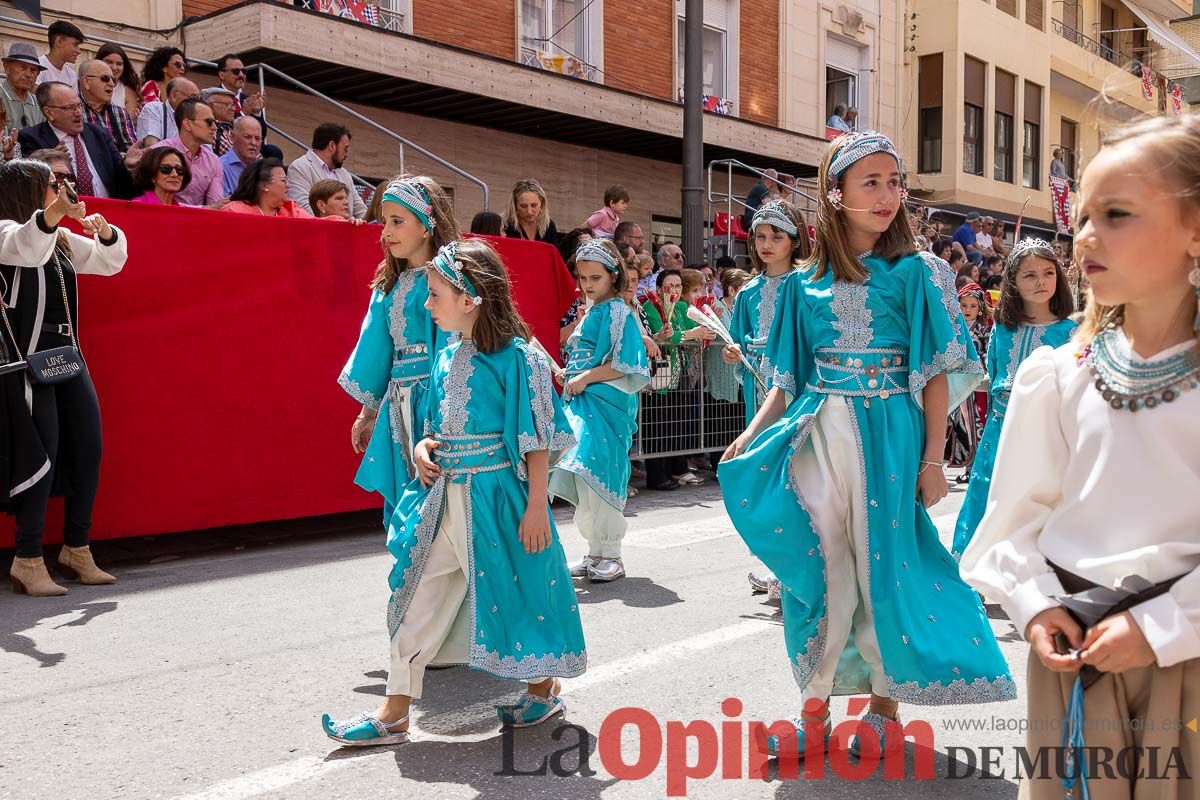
[961,114,1200,798]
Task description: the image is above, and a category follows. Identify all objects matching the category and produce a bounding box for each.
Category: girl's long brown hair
[995,244,1074,329]
[446,238,531,354]
[1074,114,1200,346]
[370,175,461,294]
[807,135,916,282]
[747,200,812,273]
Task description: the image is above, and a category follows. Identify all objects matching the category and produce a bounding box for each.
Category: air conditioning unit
[837,5,865,35]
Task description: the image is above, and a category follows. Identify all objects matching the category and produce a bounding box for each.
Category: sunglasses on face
[86,74,115,84]
[52,174,76,188]
[169,60,186,70]
[192,117,217,127]
[224,67,246,75]
[158,164,186,176]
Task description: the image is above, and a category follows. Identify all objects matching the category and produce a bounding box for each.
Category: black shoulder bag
[0,253,84,384]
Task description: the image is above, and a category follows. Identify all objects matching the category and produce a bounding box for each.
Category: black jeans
[14,366,102,558]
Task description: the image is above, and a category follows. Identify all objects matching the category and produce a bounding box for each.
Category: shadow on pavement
[0,597,117,668]
[572,576,683,609]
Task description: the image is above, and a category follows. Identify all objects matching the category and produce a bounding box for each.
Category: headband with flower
[826,130,907,207]
[430,241,481,304]
[749,201,798,238]
[382,178,436,233]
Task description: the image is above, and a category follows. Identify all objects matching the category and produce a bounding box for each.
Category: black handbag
[0,253,83,384]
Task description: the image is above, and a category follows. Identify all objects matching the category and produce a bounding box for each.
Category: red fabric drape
[1,200,576,546]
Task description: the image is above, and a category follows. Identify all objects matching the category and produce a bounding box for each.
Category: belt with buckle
[41,323,73,336]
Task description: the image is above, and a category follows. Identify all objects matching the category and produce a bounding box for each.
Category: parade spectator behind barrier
[136,77,198,147]
[139,46,185,105]
[470,211,503,235]
[634,252,654,286]
[215,54,266,126]
[557,225,593,266]
[702,267,749,470]
[639,241,683,301]
[36,20,83,88]
[741,169,777,231]
[585,184,628,239]
[614,220,644,254]
[95,43,141,122]
[308,179,365,225]
[676,269,718,478]
[364,178,389,224]
[502,178,558,248]
[225,157,313,218]
[201,86,237,157]
[287,122,367,219]
[26,147,73,186]
[953,211,984,264]
[219,116,262,196]
[149,98,224,207]
[948,248,965,273]
[990,219,1008,258]
[20,81,139,200]
[699,261,723,300]
[0,158,127,597]
[621,263,660,359]
[131,146,190,206]
[640,268,688,490]
[976,216,996,258]
[79,59,136,154]
[957,259,981,286]
[934,238,953,261]
[558,226,594,346]
[2,42,45,131]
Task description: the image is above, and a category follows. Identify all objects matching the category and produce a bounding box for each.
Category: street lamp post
[681,0,704,264]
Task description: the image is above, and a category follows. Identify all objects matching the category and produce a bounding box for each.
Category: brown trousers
[1020,650,1200,799]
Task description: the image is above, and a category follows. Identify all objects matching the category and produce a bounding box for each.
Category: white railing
[519,46,599,82]
[376,7,405,33]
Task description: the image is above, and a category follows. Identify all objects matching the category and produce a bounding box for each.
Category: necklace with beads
[1079,324,1200,412]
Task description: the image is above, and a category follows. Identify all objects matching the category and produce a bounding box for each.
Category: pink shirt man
[150,136,224,207]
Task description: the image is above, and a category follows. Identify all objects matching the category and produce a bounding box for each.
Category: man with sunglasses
[149,98,224,206]
[18,81,137,199]
[216,54,266,134]
[78,60,136,155]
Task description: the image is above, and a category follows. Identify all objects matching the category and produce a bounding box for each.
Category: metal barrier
[633,341,746,461]
[706,157,819,268]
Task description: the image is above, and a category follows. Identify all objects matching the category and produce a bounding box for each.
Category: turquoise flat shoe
[321,712,409,747]
[848,711,902,760]
[765,715,831,759]
[496,681,565,728]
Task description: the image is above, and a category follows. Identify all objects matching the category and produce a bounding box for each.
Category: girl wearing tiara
[339,176,460,521]
[549,239,650,583]
[323,239,585,745]
[719,130,1015,759]
[722,200,811,596]
[962,114,1200,798]
[951,241,1075,556]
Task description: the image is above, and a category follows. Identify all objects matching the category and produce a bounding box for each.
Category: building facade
[903,0,1200,237]
[0,0,907,250]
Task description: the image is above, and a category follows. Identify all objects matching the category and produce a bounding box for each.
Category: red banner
[1049,176,1071,235]
[1171,82,1185,115]
[0,200,575,546]
[1141,65,1155,101]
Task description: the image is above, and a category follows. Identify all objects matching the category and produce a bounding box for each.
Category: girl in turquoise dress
[951,240,1076,557]
[339,176,460,519]
[722,200,810,597]
[718,131,1015,760]
[549,239,650,582]
[323,239,586,746]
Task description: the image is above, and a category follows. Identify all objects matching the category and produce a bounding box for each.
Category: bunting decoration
[1049,176,1071,235]
[1141,65,1155,100]
[1171,82,1185,115]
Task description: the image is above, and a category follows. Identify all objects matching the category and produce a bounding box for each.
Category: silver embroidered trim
[755,273,787,345]
[438,340,477,435]
[830,280,874,350]
[555,456,627,510]
[999,324,1051,392]
[773,369,798,397]
[607,300,651,377]
[469,642,587,680]
[387,270,419,351]
[387,477,446,638]
[919,251,964,340]
[887,675,1018,705]
[908,340,983,396]
[338,376,382,410]
[515,344,577,480]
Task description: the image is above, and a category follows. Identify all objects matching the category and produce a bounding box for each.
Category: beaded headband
[828,130,900,179]
[382,178,436,233]
[430,241,481,304]
[749,201,798,237]
[575,239,621,273]
[1006,238,1056,271]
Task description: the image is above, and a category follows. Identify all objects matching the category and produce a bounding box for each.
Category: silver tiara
[1006,238,1056,269]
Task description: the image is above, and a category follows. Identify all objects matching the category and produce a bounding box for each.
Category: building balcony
[1052,18,1146,76]
[519,46,600,83]
[1049,17,1151,109]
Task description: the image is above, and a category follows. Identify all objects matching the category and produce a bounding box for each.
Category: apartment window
[1026,0,1044,31]
[1060,118,1077,179]
[676,0,736,102]
[1100,5,1118,63]
[825,33,867,129]
[1023,81,1043,189]
[995,70,1015,183]
[997,0,1017,18]
[1062,0,1079,36]
[918,53,943,173]
[964,56,986,176]
[521,0,595,65]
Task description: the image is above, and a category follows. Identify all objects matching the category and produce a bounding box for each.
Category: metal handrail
[705,158,818,267]
[0,12,489,208]
[1052,18,1147,75]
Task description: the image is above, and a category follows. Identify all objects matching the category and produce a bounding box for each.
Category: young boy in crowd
[586,184,630,240]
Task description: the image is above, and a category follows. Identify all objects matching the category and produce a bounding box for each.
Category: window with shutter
[963,57,986,176]
[918,54,943,173]
[997,0,1017,17]
[1026,0,1044,31]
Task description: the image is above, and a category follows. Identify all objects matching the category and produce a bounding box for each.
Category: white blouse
[0,215,127,277]
[960,333,1200,668]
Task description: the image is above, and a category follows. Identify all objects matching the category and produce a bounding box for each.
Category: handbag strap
[0,302,23,361]
[50,251,79,350]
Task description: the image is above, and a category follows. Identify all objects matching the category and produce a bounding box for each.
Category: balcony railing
[520,46,599,82]
[1053,18,1147,75]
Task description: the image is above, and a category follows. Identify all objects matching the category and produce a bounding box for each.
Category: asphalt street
[0,469,1029,800]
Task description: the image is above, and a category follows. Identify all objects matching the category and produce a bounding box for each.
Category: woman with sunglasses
[0,159,127,597]
[131,147,190,206]
[139,46,186,106]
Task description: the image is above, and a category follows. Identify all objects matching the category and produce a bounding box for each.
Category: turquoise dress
[385,337,586,679]
[727,270,796,425]
[550,297,650,510]
[718,251,1016,705]
[951,318,1077,557]
[339,268,446,516]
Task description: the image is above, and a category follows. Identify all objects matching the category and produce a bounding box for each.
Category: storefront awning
[1124,1,1200,77]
